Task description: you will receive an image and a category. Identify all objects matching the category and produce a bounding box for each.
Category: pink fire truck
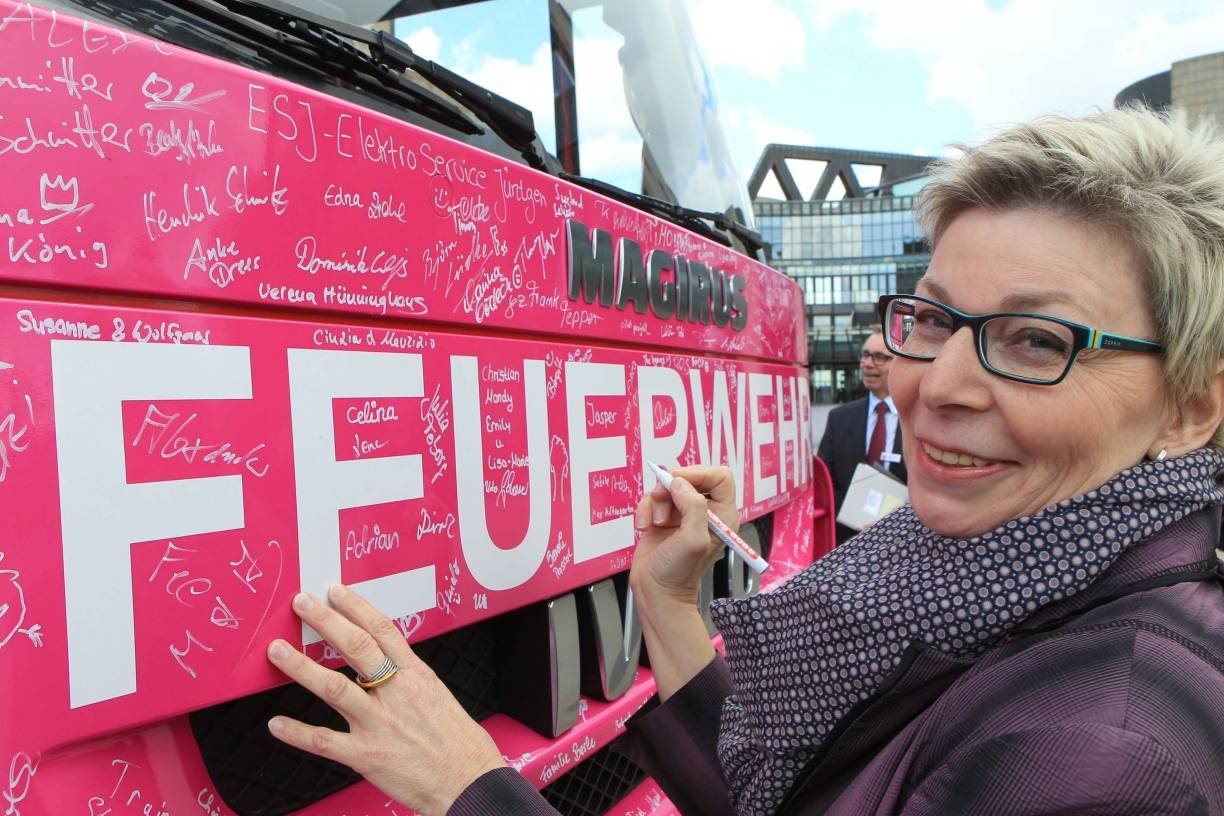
[0,1,834,813]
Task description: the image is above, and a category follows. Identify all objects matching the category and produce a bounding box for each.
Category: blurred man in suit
[818,327,908,544]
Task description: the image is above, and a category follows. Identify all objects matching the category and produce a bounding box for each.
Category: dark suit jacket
[816,397,907,544]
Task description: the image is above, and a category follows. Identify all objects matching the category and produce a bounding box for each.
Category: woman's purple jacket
[452,508,1224,815]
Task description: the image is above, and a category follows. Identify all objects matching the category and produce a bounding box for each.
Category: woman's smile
[912,435,1015,490]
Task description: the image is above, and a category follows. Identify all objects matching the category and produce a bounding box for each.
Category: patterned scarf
[710,447,1224,814]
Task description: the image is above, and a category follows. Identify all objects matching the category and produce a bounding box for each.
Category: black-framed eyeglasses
[860,350,894,365]
[877,294,1163,385]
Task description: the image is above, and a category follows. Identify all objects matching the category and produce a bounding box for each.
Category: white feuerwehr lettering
[451,356,551,590]
[50,337,797,708]
[636,366,689,493]
[775,375,798,491]
[689,369,747,508]
[749,372,777,502]
[566,361,632,563]
[287,349,433,645]
[51,341,251,708]
[794,375,813,484]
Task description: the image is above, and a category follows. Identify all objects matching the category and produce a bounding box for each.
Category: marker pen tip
[647,461,673,487]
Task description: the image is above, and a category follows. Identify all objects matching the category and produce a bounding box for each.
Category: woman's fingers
[267,638,374,721]
[671,465,736,508]
[635,465,739,537]
[288,592,393,682]
[634,494,652,530]
[268,715,357,767]
[634,489,680,531]
[671,465,739,528]
[668,477,715,541]
[651,490,676,525]
[326,584,417,669]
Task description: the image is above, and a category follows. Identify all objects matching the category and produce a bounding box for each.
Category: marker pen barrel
[647,462,769,574]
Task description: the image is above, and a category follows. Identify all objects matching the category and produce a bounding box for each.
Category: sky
[394,0,1224,197]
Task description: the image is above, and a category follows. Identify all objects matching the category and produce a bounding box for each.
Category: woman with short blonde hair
[920,108,1224,449]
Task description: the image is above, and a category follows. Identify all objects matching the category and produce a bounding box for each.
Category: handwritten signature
[0,552,42,649]
[0,373,34,483]
[3,752,37,816]
[131,403,269,478]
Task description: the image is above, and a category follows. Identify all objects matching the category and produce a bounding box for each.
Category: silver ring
[356,656,399,689]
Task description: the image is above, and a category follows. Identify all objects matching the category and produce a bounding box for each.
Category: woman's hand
[630,465,740,609]
[629,465,740,699]
[266,586,505,816]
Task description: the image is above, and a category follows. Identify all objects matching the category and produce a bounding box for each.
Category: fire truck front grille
[189,619,499,816]
[541,744,647,816]
[189,677,362,816]
[188,513,774,815]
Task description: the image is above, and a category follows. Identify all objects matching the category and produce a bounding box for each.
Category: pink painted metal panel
[0,1,805,365]
[0,690,684,816]
[0,4,818,813]
[811,455,837,561]
[606,779,680,816]
[0,294,813,812]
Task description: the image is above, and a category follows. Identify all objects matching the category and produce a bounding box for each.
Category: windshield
[58,0,756,235]
[386,0,754,224]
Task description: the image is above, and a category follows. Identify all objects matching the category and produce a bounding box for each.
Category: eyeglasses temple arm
[1091,330,1163,354]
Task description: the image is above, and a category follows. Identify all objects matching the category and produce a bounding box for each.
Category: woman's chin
[910,492,1001,540]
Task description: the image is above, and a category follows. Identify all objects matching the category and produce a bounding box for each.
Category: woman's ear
[1152,361,1224,457]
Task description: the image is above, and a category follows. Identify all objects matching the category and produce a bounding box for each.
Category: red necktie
[866,401,889,467]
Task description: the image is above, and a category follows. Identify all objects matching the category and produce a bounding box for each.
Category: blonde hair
[918,107,1224,449]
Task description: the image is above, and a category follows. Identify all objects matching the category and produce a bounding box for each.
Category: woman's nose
[918,327,993,410]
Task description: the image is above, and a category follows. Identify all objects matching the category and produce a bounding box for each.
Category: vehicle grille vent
[189,674,361,816]
[187,506,774,816]
[541,744,647,816]
[189,619,499,816]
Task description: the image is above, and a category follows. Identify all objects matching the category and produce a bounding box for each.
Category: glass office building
[748,146,933,403]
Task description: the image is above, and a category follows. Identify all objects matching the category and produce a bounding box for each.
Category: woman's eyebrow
[919,278,1080,315]
[997,290,1081,313]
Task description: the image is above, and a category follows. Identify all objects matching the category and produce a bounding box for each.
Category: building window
[754,188,931,402]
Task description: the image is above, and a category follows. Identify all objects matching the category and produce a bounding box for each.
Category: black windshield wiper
[68,0,753,250]
[76,0,488,142]
[166,0,548,170]
[560,173,766,254]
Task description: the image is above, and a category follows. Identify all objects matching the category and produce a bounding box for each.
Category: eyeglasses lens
[982,316,1074,382]
[885,298,1075,383]
[884,298,942,356]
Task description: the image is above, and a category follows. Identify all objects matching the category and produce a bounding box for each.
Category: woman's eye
[1025,330,1064,349]
[915,309,953,331]
[1012,328,1070,356]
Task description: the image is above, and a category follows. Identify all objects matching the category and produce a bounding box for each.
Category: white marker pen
[647,462,769,574]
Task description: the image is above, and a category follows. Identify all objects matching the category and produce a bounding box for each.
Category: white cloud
[447,34,644,189]
[579,133,644,180]
[724,103,816,180]
[806,0,1224,141]
[686,0,806,84]
[402,26,441,63]
[571,36,640,139]
[451,43,559,154]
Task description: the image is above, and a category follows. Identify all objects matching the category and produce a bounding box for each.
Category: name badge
[880,452,903,464]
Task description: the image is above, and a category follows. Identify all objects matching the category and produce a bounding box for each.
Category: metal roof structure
[748,145,933,201]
